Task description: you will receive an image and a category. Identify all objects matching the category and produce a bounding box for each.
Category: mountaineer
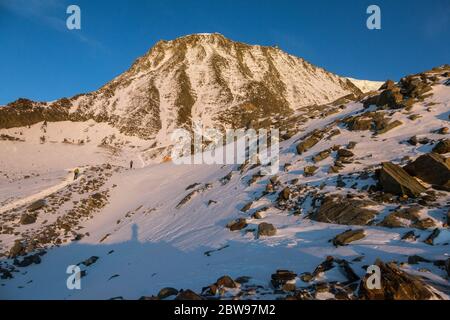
[73,168,80,180]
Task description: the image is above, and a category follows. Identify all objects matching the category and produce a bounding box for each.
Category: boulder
[303,166,318,177]
[20,213,37,225]
[27,199,46,212]
[278,187,291,201]
[226,218,248,231]
[378,162,426,197]
[257,222,277,237]
[175,289,203,300]
[216,275,238,289]
[271,270,297,291]
[377,120,403,134]
[313,149,331,163]
[337,148,354,158]
[157,287,179,299]
[347,141,357,150]
[82,256,99,266]
[405,153,450,187]
[13,253,41,267]
[379,80,396,90]
[9,240,25,258]
[240,202,252,212]
[332,229,366,246]
[412,218,436,230]
[432,139,450,154]
[424,228,440,245]
[358,260,439,300]
[312,195,377,225]
[296,136,320,154]
[378,207,422,229]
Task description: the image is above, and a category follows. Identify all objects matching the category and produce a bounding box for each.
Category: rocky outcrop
[257,222,277,237]
[312,195,378,225]
[175,289,203,300]
[378,162,426,197]
[432,139,450,154]
[358,260,440,300]
[157,287,179,299]
[404,153,450,187]
[226,218,248,231]
[332,229,366,246]
[271,270,297,291]
[27,199,47,212]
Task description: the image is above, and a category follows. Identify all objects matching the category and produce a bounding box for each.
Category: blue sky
[0,0,449,105]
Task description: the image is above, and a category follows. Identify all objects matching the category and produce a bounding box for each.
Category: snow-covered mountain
[1,33,361,145]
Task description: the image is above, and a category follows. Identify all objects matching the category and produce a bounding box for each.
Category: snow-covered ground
[0,76,449,300]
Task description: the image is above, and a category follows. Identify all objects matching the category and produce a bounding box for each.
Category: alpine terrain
[0,33,449,300]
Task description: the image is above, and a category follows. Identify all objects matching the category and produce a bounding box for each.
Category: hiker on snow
[74,168,80,180]
[130,160,134,169]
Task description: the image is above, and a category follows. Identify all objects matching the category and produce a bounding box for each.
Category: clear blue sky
[0,0,449,105]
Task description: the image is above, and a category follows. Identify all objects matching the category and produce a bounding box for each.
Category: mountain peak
[1,34,364,146]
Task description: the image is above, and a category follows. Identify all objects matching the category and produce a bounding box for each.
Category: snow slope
[346,78,384,93]
[1,70,449,300]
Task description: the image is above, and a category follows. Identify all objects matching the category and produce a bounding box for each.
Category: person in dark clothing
[130,160,134,169]
[74,168,80,180]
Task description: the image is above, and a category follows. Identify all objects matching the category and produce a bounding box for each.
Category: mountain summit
[1,33,363,143]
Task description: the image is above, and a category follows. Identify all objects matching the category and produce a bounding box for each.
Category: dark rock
[175,289,203,300]
[408,255,431,265]
[13,254,41,267]
[27,199,46,212]
[332,229,366,246]
[377,120,403,134]
[438,127,449,135]
[378,207,422,228]
[337,149,354,158]
[226,218,248,231]
[432,139,450,154]
[378,162,426,197]
[157,287,179,299]
[9,240,25,258]
[257,222,277,237]
[312,256,335,276]
[20,213,37,225]
[82,256,99,266]
[379,80,396,90]
[300,272,314,283]
[347,141,357,149]
[312,195,377,225]
[404,153,450,186]
[303,166,318,177]
[252,207,268,219]
[139,296,159,300]
[216,275,238,288]
[278,187,291,201]
[313,149,331,163]
[358,260,438,300]
[412,218,436,230]
[235,276,251,284]
[407,136,419,146]
[296,136,320,154]
[424,228,440,245]
[338,259,360,283]
[271,270,297,291]
[240,202,252,212]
